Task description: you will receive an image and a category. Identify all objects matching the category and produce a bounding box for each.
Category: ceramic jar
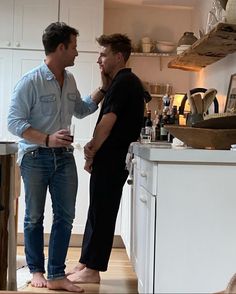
[177,32,198,46]
[225,0,236,24]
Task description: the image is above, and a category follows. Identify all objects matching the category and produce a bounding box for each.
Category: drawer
[139,159,157,195]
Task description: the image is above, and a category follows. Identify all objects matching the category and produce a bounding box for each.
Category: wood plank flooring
[16,246,138,293]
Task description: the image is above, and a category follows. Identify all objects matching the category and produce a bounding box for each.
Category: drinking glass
[66,124,75,142]
[140,127,152,144]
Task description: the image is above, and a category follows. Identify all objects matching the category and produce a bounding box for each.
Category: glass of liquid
[66,124,75,142]
[140,127,152,144]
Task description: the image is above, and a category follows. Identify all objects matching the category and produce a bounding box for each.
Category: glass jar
[226,0,236,24]
[177,32,198,46]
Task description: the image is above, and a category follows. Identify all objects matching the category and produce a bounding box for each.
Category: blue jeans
[20,147,78,280]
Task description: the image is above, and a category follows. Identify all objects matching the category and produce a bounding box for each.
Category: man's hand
[84,141,96,160]
[84,159,93,173]
[48,129,73,147]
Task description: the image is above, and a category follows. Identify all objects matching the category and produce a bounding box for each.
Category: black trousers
[79,149,129,271]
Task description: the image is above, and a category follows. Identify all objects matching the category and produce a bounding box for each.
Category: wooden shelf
[131,52,176,71]
[131,52,175,57]
[168,22,236,72]
[150,94,163,98]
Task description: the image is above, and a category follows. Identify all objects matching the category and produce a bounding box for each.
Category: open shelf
[168,22,236,72]
[131,52,175,57]
[130,52,176,71]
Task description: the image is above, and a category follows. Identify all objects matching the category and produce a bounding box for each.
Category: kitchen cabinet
[60,0,104,52]
[14,52,105,235]
[168,22,236,72]
[0,0,59,50]
[131,155,156,293]
[0,0,105,237]
[131,143,236,293]
[0,49,45,142]
[0,49,12,140]
[120,181,132,259]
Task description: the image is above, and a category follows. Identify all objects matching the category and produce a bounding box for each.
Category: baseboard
[17,233,124,248]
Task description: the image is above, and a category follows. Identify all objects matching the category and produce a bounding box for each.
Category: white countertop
[0,142,18,155]
[132,142,236,164]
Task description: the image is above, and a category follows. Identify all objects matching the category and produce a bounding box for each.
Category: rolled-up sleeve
[8,78,33,137]
[74,94,98,119]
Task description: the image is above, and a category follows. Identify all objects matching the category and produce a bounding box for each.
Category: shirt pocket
[40,94,57,116]
[67,93,77,114]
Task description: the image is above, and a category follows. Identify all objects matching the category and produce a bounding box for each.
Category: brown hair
[42,22,79,55]
[96,33,131,62]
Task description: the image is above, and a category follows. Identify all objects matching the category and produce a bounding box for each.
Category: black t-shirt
[96,68,144,152]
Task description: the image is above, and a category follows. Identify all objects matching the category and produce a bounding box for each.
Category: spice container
[177,32,198,46]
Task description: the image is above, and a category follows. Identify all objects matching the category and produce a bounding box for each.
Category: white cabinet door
[11,49,45,87]
[131,156,156,293]
[69,52,101,234]
[10,50,53,234]
[155,163,236,293]
[60,0,104,52]
[120,181,132,258]
[0,0,58,50]
[0,49,45,141]
[69,52,101,142]
[0,0,14,48]
[0,49,12,140]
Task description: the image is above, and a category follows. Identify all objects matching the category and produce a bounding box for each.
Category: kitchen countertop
[132,142,236,164]
[0,142,18,155]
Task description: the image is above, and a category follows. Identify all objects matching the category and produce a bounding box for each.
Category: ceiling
[105,0,198,9]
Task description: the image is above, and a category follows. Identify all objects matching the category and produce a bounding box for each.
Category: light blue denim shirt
[8,62,98,165]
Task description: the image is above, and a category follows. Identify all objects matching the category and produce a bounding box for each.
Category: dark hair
[96,33,131,62]
[42,22,79,55]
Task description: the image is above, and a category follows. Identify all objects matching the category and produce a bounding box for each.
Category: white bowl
[179,44,191,49]
[177,45,191,55]
[156,41,176,53]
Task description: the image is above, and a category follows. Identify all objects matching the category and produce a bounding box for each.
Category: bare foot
[47,277,84,292]
[66,262,86,276]
[67,267,100,284]
[31,272,47,288]
[226,273,236,293]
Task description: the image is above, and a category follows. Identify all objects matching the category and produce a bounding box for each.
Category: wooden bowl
[165,125,236,149]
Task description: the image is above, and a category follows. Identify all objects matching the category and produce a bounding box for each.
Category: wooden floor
[16,246,138,293]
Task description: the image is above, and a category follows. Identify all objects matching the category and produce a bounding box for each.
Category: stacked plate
[177,44,191,55]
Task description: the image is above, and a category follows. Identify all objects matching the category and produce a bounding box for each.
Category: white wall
[191,0,236,112]
[104,0,236,113]
[104,3,194,96]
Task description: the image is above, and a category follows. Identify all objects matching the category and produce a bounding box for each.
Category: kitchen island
[129,142,236,293]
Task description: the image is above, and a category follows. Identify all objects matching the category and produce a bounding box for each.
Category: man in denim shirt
[8,22,108,293]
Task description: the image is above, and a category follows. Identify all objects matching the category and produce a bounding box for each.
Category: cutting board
[193,115,236,129]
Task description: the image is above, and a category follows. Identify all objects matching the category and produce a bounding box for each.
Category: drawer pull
[139,193,147,203]
[140,171,147,177]
[131,158,137,164]
[127,179,133,185]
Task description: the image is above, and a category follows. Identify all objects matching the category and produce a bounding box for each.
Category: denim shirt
[8,62,98,165]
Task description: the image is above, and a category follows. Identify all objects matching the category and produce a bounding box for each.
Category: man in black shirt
[68,33,144,283]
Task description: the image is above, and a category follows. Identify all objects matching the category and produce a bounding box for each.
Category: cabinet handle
[6,41,11,47]
[15,42,20,47]
[131,158,137,164]
[139,193,147,203]
[127,179,133,185]
[140,171,147,177]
